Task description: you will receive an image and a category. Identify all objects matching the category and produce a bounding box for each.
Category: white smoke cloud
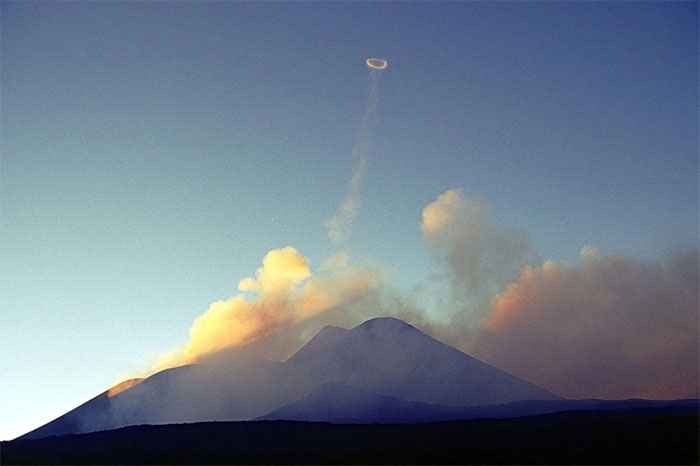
[420,188,535,328]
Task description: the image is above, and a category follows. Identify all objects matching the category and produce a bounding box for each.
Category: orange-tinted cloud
[154,247,381,371]
[237,246,311,296]
[473,250,699,399]
[421,188,475,238]
[580,245,600,260]
[106,378,145,398]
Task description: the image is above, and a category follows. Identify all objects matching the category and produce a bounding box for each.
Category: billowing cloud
[142,186,697,405]
[417,189,698,400]
[420,189,535,327]
[472,250,699,399]
[237,246,311,296]
[421,188,472,237]
[154,247,381,371]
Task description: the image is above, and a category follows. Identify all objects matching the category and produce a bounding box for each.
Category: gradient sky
[1,1,698,440]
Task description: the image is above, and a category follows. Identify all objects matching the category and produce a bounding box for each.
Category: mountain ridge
[22,317,560,440]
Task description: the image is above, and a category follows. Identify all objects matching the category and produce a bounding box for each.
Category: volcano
[22,317,561,439]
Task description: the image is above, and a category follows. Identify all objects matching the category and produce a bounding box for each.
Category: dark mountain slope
[5,407,698,465]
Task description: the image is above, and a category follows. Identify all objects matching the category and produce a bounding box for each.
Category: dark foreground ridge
[2,406,698,465]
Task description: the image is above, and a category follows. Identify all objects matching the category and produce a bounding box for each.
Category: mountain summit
[23,317,560,439]
[283,317,558,406]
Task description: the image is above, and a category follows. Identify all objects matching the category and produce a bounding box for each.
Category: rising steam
[325,63,384,246]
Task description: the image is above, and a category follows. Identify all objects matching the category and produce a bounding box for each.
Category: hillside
[4,406,698,465]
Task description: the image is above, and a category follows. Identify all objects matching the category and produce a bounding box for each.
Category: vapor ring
[366,58,388,70]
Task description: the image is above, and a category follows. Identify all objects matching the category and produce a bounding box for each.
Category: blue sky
[1,1,697,439]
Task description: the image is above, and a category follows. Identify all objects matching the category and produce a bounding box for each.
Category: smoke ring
[366,58,388,70]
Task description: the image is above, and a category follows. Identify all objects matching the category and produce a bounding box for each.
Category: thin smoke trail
[325,69,381,246]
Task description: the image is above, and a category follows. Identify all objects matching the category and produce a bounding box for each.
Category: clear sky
[1,1,698,440]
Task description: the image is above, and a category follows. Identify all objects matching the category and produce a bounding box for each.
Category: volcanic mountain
[22,317,561,439]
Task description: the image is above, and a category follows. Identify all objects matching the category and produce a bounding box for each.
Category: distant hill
[258,382,699,424]
[22,317,560,439]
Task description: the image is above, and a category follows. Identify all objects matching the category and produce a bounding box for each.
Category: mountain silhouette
[22,317,560,439]
[280,317,558,406]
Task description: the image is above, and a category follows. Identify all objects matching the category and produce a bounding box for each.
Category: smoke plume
[325,70,381,245]
[127,42,698,399]
[471,249,699,399]
[154,247,381,371]
[416,188,699,399]
[420,188,535,330]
